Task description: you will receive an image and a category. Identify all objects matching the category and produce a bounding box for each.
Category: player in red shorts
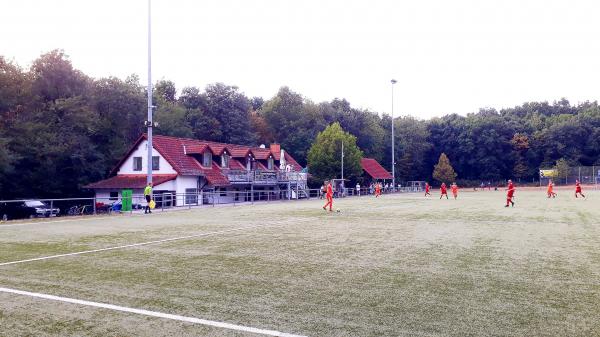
[547,179,557,198]
[505,179,515,207]
[440,182,448,199]
[375,183,382,198]
[451,182,458,199]
[575,179,586,198]
[425,182,431,196]
[323,180,333,211]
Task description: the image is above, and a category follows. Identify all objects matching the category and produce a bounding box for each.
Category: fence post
[50,200,53,218]
[93,196,97,215]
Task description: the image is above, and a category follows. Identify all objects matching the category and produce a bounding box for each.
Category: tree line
[2,50,600,198]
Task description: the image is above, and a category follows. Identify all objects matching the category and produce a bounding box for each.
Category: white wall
[176,176,198,195]
[117,140,177,175]
[95,189,145,205]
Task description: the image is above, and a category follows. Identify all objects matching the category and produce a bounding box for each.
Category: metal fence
[0,186,422,222]
[539,166,600,186]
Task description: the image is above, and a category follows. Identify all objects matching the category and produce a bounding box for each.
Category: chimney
[270,143,281,154]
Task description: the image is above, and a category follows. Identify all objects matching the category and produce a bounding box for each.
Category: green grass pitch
[1,189,599,336]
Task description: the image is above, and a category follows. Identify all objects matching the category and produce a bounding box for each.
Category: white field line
[0,216,116,228]
[0,223,285,267]
[0,287,307,337]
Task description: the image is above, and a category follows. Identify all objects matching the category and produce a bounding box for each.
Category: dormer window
[268,156,274,170]
[221,153,229,168]
[203,152,212,167]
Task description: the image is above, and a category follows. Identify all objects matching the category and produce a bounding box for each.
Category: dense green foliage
[2,50,600,198]
[307,123,363,184]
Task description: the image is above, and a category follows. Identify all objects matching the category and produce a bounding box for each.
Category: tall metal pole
[146,0,153,185]
[341,140,344,197]
[391,79,397,191]
[341,141,344,181]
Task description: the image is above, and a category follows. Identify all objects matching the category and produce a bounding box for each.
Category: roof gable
[361,158,392,179]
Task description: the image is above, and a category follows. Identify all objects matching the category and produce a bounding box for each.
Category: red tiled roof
[153,136,205,175]
[84,174,177,189]
[203,162,229,186]
[229,159,246,170]
[252,148,272,160]
[102,134,304,188]
[229,147,251,158]
[185,144,210,155]
[283,152,301,172]
[207,143,229,155]
[361,158,392,179]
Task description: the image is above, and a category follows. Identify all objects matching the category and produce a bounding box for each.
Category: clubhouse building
[85,134,307,206]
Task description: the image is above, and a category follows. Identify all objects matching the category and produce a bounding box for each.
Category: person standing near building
[323,180,333,211]
[356,182,361,196]
[425,182,431,196]
[575,179,586,198]
[144,182,153,214]
[375,183,382,198]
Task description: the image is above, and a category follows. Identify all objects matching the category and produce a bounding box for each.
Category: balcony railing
[225,170,306,184]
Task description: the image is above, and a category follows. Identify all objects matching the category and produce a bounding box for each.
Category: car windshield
[25,201,46,207]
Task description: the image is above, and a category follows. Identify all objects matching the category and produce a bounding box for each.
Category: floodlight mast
[391,79,397,191]
[146,0,153,185]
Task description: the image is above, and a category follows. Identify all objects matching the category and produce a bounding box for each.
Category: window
[133,157,142,171]
[221,154,229,168]
[152,156,160,170]
[109,191,119,201]
[268,157,274,170]
[185,188,198,204]
[203,152,212,167]
[214,187,228,197]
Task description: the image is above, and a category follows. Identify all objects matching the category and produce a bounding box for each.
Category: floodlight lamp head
[391,79,397,84]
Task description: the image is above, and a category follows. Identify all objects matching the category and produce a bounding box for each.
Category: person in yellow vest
[144,182,153,214]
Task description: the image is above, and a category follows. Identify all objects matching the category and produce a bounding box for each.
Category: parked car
[0,200,60,221]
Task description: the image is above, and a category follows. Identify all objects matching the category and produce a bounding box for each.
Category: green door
[121,189,132,212]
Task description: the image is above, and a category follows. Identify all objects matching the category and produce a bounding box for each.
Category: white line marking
[0,223,280,267]
[0,216,115,228]
[0,287,307,337]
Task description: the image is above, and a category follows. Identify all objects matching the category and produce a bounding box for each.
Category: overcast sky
[1,0,599,118]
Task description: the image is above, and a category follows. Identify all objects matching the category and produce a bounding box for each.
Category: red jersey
[440,183,447,194]
[576,182,582,192]
[326,183,333,198]
[507,182,515,197]
[425,184,430,192]
[451,185,458,194]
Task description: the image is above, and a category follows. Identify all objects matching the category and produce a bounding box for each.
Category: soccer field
[1,190,599,337]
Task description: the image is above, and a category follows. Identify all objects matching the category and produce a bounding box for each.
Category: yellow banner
[539,169,558,178]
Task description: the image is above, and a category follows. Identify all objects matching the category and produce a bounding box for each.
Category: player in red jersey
[440,182,448,199]
[451,182,458,199]
[547,179,557,198]
[424,182,431,196]
[505,179,515,207]
[375,183,382,198]
[575,179,586,198]
[323,180,333,211]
